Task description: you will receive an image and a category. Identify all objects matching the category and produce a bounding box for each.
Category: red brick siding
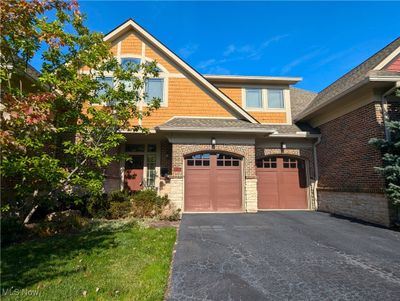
[317,102,385,192]
[386,55,400,72]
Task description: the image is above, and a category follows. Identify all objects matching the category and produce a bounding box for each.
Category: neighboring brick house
[296,38,400,226]
[96,19,399,226]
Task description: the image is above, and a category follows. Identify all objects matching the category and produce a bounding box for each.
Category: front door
[125,155,144,191]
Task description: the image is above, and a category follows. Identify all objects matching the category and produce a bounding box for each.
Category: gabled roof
[296,37,400,121]
[103,19,259,123]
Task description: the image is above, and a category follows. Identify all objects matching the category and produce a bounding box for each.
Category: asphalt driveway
[168,211,400,300]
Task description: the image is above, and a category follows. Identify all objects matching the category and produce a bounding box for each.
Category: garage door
[257,156,308,209]
[185,153,242,212]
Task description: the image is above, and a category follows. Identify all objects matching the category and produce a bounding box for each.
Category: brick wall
[317,102,385,192]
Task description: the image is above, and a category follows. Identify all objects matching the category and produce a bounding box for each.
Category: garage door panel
[257,171,279,209]
[257,157,307,210]
[185,169,212,211]
[215,169,242,211]
[278,172,307,209]
[185,153,242,212]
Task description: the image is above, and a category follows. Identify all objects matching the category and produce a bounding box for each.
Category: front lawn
[1,220,176,300]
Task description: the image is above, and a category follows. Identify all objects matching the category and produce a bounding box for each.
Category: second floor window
[244,88,285,110]
[268,89,284,109]
[145,78,164,104]
[97,77,113,96]
[121,57,141,70]
[245,89,262,109]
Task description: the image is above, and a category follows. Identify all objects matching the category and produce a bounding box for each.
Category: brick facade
[317,102,385,192]
[316,102,391,226]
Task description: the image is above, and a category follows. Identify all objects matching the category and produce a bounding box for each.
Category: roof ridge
[296,36,400,121]
[317,37,400,96]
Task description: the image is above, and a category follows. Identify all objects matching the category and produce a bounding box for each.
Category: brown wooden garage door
[184,153,242,212]
[257,156,308,209]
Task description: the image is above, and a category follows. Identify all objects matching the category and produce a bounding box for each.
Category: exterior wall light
[281,142,287,150]
[211,137,216,149]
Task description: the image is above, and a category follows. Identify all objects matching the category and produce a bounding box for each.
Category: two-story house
[100,19,320,214]
[94,19,400,226]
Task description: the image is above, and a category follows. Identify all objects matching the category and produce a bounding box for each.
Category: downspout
[381,81,400,140]
[312,135,322,210]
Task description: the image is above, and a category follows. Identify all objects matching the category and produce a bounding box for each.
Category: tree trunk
[23,204,39,224]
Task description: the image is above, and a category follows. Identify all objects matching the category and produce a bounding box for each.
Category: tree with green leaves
[370,89,400,212]
[1,0,160,223]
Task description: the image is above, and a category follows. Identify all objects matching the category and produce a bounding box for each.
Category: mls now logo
[2,287,40,296]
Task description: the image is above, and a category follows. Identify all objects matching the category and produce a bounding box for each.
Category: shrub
[1,216,27,245]
[87,193,109,218]
[131,189,170,218]
[108,201,132,219]
[107,190,132,203]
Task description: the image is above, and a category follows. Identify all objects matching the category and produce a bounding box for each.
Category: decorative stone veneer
[245,178,258,212]
[169,178,184,210]
[318,190,390,226]
[169,143,257,212]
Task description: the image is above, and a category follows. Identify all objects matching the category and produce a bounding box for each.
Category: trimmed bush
[131,189,169,218]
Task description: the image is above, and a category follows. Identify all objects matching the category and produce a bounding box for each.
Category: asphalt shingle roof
[156,86,319,135]
[297,37,400,120]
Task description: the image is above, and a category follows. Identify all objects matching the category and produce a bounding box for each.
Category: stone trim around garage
[317,190,391,226]
[168,143,258,212]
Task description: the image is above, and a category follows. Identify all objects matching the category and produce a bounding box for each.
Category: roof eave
[155,126,276,134]
[204,75,302,85]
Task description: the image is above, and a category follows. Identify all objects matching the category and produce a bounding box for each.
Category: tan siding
[141,78,233,128]
[120,32,142,55]
[219,87,287,123]
[144,42,179,73]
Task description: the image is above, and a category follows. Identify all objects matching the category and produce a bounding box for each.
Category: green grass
[1,220,176,301]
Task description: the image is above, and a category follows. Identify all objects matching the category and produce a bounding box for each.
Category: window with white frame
[121,57,141,70]
[145,78,164,104]
[268,89,284,109]
[244,88,285,110]
[245,89,263,109]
